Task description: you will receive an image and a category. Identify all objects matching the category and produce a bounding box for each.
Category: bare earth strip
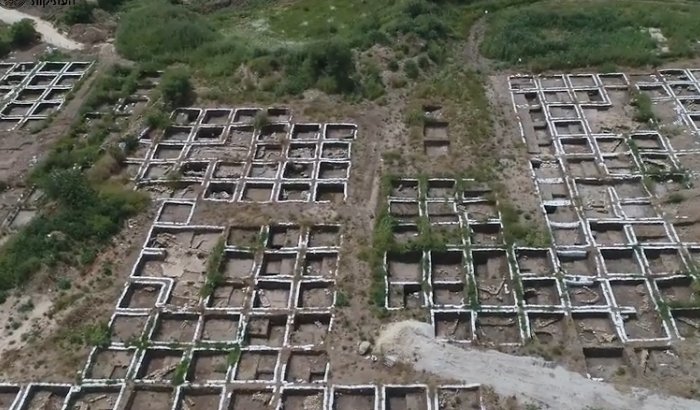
[0,6,82,50]
[376,321,700,410]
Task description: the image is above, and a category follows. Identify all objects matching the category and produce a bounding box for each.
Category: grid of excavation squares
[81,221,341,387]
[509,71,700,347]
[0,61,93,130]
[0,382,487,410]
[125,106,356,203]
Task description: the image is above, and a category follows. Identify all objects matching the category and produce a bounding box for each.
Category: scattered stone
[358,340,371,355]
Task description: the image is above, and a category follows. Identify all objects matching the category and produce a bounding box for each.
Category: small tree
[63,1,95,25]
[10,19,39,48]
[160,67,194,108]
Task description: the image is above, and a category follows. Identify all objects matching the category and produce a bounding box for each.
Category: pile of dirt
[375,320,700,410]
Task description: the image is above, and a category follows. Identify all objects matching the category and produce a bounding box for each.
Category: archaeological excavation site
[0,1,700,409]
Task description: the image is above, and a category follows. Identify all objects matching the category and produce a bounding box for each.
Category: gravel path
[0,6,82,50]
[376,320,700,410]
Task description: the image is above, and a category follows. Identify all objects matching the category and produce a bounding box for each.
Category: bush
[160,67,194,108]
[10,19,39,48]
[279,40,358,95]
[63,1,95,25]
[116,1,216,63]
[404,60,419,79]
[97,0,125,11]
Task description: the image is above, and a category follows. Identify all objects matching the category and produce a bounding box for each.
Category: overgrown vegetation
[0,19,40,57]
[0,65,150,292]
[160,67,194,109]
[482,0,700,70]
[201,237,226,297]
[631,91,656,123]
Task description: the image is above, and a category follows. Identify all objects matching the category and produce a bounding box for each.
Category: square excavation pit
[194,126,225,142]
[601,248,642,275]
[290,313,330,346]
[152,313,198,343]
[308,225,341,247]
[315,183,345,202]
[603,155,636,174]
[233,108,261,123]
[228,125,255,145]
[569,74,597,87]
[162,126,192,141]
[202,108,232,125]
[321,141,350,160]
[325,124,356,139]
[39,61,68,72]
[153,144,184,160]
[423,121,448,139]
[426,202,459,224]
[0,385,20,409]
[291,123,322,140]
[431,250,465,281]
[572,312,618,345]
[181,161,209,178]
[260,252,297,276]
[543,90,572,104]
[583,347,627,380]
[297,280,334,309]
[388,283,425,309]
[175,387,223,410]
[86,348,135,380]
[436,386,482,410]
[634,348,683,379]
[66,386,121,410]
[475,312,521,345]
[433,310,472,341]
[567,279,608,306]
[118,282,162,309]
[248,162,284,178]
[566,158,600,178]
[472,250,513,306]
[424,140,451,157]
[318,161,349,179]
[289,142,318,159]
[242,182,274,201]
[432,224,463,246]
[222,250,256,279]
[28,74,56,86]
[589,222,629,246]
[522,278,561,306]
[464,201,499,221]
[644,248,684,276]
[512,91,539,105]
[234,350,279,381]
[509,76,536,90]
[124,386,174,410]
[595,137,627,155]
[252,280,292,309]
[574,88,604,103]
[390,200,420,223]
[559,138,592,155]
[228,388,275,410]
[209,283,249,308]
[469,223,503,247]
[332,387,377,410]
[56,74,80,86]
[136,349,184,381]
[303,252,339,277]
[244,314,288,346]
[21,386,69,410]
[278,183,311,201]
[110,314,148,343]
[266,107,290,122]
[280,388,326,410]
[384,386,429,410]
[258,124,288,142]
[16,87,45,101]
[201,314,240,342]
[267,225,302,248]
[188,351,229,382]
[612,179,647,200]
[656,276,698,307]
[255,144,283,160]
[620,202,656,219]
[31,102,60,116]
[528,312,567,345]
[391,179,419,198]
[540,75,566,88]
[172,108,200,125]
[427,179,456,198]
[144,163,173,179]
[548,104,579,119]
[227,226,262,248]
[1,73,25,86]
[557,251,598,277]
[551,225,586,246]
[672,309,700,338]
[284,350,329,383]
[387,251,423,282]
[157,202,193,224]
[2,102,32,116]
[213,161,246,179]
[516,249,555,276]
[610,281,666,339]
[532,161,563,180]
[544,204,579,224]
[632,223,670,244]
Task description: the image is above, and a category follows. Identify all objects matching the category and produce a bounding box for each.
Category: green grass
[201,237,226,297]
[482,0,700,70]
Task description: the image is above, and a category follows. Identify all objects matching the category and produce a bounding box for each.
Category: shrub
[63,1,95,25]
[10,19,39,48]
[404,60,419,79]
[160,67,193,108]
[280,40,358,95]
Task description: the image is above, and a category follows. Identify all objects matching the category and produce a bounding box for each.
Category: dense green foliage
[482,1,700,70]
[63,1,96,25]
[9,19,39,48]
[161,67,194,108]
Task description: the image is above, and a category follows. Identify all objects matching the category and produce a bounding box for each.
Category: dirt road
[376,321,700,410]
[0,6,82,50]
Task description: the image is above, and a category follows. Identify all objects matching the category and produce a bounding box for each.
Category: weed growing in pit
[172,358,189,385]
[227,343,241,366]
[631,91,656,123]
[201,237,226,297]
[335,290,350,307]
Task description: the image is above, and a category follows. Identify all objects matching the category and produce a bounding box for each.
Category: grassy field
[482,0,700,70]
